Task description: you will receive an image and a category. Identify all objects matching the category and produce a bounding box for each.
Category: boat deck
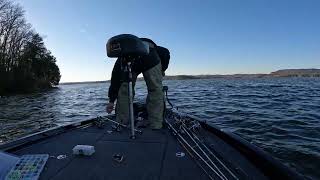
[8,122,211,180]
[5,118,268,180]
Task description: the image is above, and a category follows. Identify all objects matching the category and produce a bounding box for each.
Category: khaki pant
[115,63,164,129]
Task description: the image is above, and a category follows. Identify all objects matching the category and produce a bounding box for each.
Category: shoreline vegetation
[61,68,320,85]
[0,0,61,96]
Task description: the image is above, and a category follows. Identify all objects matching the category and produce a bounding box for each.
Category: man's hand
[106,102,114,114]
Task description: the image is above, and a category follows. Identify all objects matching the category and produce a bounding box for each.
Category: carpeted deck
[7,119,267,180]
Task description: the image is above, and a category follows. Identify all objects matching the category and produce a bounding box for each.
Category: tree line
[0,0,60,95]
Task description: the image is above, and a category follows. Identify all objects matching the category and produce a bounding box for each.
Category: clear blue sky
[17,0,320,82]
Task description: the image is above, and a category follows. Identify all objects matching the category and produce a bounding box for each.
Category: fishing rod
[165,118,227,180]
[177,137,215,180]
[187,125,239,180]
[99,116,142,134]
[174,116,230,180]
[180,124,229,180]
[163,86,239,180]
[181,121,239,180]
[175,114,238,179]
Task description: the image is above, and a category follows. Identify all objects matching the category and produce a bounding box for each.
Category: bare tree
[0,0,60,95]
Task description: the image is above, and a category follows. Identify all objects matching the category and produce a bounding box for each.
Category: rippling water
[1,78,320,179]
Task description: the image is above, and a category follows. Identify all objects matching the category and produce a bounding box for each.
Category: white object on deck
[72,145,95,156]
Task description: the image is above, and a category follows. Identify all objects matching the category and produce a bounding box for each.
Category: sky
[16,0,320,82]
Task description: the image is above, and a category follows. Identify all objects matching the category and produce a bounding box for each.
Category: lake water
[0,78,319,179]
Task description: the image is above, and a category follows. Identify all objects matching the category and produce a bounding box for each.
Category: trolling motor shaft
[126,61,135,139]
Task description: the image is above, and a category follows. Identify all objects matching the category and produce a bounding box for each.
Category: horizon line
[59,68,320,84]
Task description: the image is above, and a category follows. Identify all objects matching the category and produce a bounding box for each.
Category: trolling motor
[106,34,149,139]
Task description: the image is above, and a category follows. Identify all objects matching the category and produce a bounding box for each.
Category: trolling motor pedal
[107,34,150,139]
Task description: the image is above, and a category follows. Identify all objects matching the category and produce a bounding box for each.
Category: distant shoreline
[60,68,320,85]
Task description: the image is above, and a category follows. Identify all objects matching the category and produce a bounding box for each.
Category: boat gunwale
[0,117,100,152]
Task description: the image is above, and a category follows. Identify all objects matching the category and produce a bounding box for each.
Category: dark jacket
[108,48,161,103]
